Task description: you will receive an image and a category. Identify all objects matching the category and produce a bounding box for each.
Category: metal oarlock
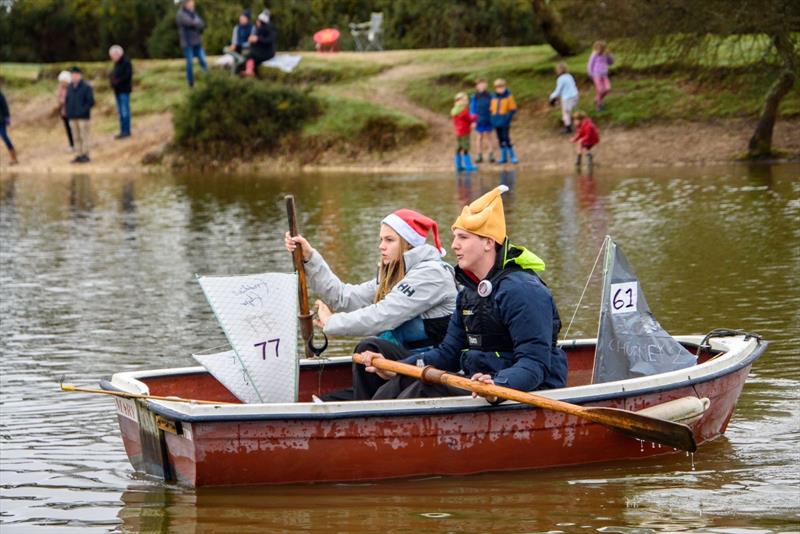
[306,331,328,358]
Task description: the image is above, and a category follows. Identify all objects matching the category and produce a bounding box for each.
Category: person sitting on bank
[242,9,276,77]
[225,9,253,73]
[285,209,457,400]
[359,186,568,401]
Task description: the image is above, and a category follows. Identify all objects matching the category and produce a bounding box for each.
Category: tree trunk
[747,33,798,158]
[530,0,582,56]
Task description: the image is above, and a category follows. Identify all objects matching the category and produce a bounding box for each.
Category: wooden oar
[286,195,315,358]
[352,354,698,452]
[60,383,235,405]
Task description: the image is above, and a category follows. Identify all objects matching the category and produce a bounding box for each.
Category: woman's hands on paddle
[470,373,498,403]
[284,231,314,262]
[361,350,396,380]
[314,300,332,328]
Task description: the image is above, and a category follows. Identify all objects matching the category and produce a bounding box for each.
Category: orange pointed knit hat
[452,185,508,244]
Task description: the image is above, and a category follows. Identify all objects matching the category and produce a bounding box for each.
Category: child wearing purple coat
[587,40,614,111]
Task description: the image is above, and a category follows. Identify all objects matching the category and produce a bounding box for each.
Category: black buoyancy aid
[455,241,548,352]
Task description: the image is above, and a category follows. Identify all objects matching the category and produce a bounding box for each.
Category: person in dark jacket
[242,10,276,77]
[359,185,568,401]
[109,45,133,139]
[65,67,95,163]
[176,0,208,87]
[0,88,18,165]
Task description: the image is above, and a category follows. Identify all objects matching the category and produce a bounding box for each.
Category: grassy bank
[402,45,800,128]
[1,43,798,171]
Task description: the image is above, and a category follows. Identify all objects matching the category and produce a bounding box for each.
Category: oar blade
[584,406,697,452]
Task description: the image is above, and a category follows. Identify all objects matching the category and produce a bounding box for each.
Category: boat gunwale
[104,334,767,423]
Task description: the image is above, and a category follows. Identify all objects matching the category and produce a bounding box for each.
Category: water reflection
[113,438,790,534]
[120,180,137,234]
[69,174,94,215]
[1,164,798,533]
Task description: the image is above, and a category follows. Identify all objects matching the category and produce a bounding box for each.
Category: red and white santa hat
[382,209,446,256]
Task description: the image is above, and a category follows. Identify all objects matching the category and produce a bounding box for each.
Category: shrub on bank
[172,74,320,161]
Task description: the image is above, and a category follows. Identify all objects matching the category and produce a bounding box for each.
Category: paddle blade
[584,406,698,452]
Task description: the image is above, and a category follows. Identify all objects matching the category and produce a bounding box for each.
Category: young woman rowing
[285,209,457,399]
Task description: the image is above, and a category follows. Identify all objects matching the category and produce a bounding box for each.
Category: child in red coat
[451,92,477,171]
[571,110,600,168]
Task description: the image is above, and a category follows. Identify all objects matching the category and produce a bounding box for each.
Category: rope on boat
[696,328,763,356]
[562,238,606,341]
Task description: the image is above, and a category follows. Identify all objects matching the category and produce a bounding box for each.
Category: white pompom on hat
[382,209,446,256]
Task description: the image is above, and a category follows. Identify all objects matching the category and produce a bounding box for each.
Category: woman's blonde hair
[374,237,411,303]
[593,40,607,54]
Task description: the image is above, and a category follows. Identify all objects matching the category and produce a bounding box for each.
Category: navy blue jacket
[65,80,95,120]
[249,21,276,61]
[403,244,568,392]
[110,54,133,95]
[469,91,492,127]
[0,91,9,121]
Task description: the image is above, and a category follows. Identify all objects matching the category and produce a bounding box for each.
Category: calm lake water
[1,164,798,533]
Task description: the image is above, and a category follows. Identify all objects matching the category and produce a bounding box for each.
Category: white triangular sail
[193,273,299,403]
[592,237,697,383]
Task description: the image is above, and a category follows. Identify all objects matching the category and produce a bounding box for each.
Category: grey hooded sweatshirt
[304,244,457,340]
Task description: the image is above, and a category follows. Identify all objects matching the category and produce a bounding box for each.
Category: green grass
[403,43,800,128]
[259,55,388,85]
[303,95,426,152]
[3,41,796,158]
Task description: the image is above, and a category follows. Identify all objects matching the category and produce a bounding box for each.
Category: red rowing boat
[102,332,765,486]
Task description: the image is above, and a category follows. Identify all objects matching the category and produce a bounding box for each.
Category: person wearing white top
[548,62,580,134]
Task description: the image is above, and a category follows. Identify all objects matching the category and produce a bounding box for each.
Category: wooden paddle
[285,195,315,357]
[60,383,235,405]
[352,353,698,452]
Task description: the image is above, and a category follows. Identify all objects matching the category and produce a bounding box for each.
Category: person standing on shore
[0,88,18,165]
[587,41,614,111]
[65,67,95,164]
[176,0,208,87]
[490,79,518,165]
[571,110,600,168]
[109,45,133,139]
[56,71,75,153]
[548,62,579,134]
[470,78,495,163]
[451,92,478,172]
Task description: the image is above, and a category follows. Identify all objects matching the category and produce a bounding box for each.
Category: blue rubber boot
[497,147,508,164]
[508,145,519,164]
[454,153,464,172]
[463,153,478,171]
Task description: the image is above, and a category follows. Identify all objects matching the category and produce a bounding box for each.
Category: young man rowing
[358,185,568,400]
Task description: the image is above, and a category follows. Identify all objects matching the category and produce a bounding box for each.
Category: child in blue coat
[490,79,518,164]
[470,78,495,163]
